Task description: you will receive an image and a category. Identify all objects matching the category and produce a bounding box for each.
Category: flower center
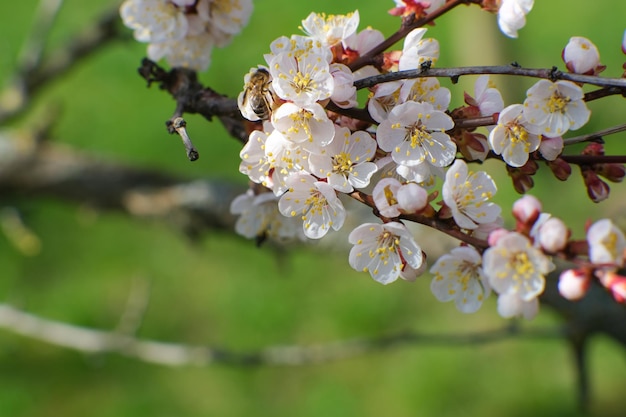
[547,92,569,114]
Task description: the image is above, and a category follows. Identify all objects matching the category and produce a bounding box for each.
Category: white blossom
[348,222,423,285]
[272,102,335,150]
[399,28,440,71]
[497,0,534,38]
[230,190,303,241]
[496,292,538,319]
[472,75,504,117]
[523,79,591,138]
[377,101,456,169]
[400,77,451,112]
[329,64,357,109]
[269,52,334,107]
[483,231,555,302]
[367,81,404,123]
[587,219,626,267]
[430,246,490,313]
[442,160,501,230]
[278,173,346,239]
[308,127,378,192]
[488,103,541,167]
[301,11,360,47]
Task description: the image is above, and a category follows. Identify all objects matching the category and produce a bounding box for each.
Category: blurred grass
[0,1,625,416]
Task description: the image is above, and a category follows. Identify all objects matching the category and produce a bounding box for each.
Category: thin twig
[563,124,626,146]
[354,65,626,90]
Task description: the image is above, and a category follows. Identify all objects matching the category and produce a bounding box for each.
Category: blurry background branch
[0,4,124,124]
[0,130,243,239]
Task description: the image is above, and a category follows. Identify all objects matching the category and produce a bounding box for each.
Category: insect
[240,68,275,121]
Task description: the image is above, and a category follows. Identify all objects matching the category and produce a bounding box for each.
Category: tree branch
[0,302,563,367]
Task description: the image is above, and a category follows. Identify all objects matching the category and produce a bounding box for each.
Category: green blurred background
[0,1,625,416]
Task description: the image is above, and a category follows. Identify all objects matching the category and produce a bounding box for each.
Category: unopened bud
[537,217,569,252]
[595,163,625,183]
[539,136,563,161]
[512,194,541,226]
[582,169,610,202]
[562,36,602,75]
[547,158,572,181]
[558,269,590,301]
[397,182,428,213]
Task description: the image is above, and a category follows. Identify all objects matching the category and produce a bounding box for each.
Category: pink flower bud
[597,270,626,303]
[595,163,625,183]
[582,169,610,202]
[487,228,509,246]
[537,217,569,252]
[622,29,626,55]
[539,136,563,161]
[397,182,428,213]
[547,158,572,181]
[558,269,590,300]
[562,36,601,75]
[513,195,542,225]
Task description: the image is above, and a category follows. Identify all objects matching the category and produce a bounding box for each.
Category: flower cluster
[225,4,625,319]
[120,0,253,71]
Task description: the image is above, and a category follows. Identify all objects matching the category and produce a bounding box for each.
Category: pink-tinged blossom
[400,77,451,112]
[472,75,504,118]
[523,79,590,138]
[497,0,534,38]
[348,221,423,285]
[496,292,539,319]
[430,246,490,313]
[301,10,360,47]
[587,219,626,267]
[488,103,541,167]
[623,30,626,55]
[377,101,456,169]
[399,28,440,71]
[344,27,385,55]
[558,269,590,301]
[483,231,555,302]
[562,36,602,75]
[372,178,403,218]
[367,81,404,123]
[538,136,564,161]
[471,216,504,241]
[329,64,357,109]
[442,160,501,230]
[308,127,378,193]
[269,52,334,107]
[278,173,346,239]
[231,190,303,242]
[272,102,335,149]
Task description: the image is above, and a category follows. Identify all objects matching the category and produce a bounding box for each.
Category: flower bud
[487,227,508,247]
[597,270,626,303]
[547,158,572,181]
[537,217,569,252]
[562,36,602,75]
[582,169,610,202]
[622,29,626,55]
[512,194,542,225]
[558,269,590,301]
[595,163,625,183]
[539,136,563,161]
[397,182,428,213]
